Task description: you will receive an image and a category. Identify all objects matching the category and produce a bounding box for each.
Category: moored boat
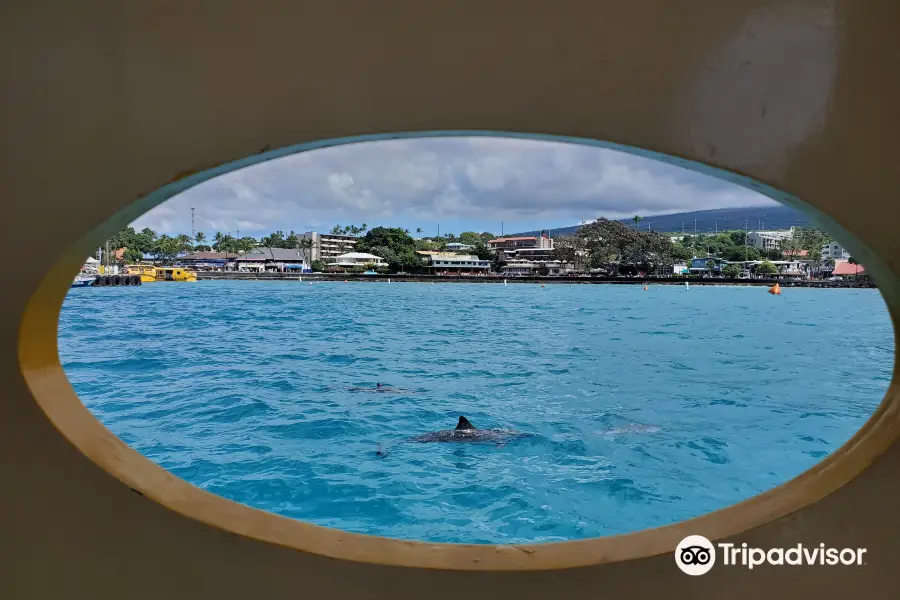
[125,264,198,282]
[71,274,95,288]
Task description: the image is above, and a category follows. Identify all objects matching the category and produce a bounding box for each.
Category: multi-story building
[425,253,491,274]
[488,232,554,262]
[297,231,358,263]
[746,228,795,251]
[822,241,852,261]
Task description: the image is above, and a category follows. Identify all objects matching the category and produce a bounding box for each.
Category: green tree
[552,235,586,271]
[722,263,740,278]
[152,235,182,264]
[794,227,832,278]
[176,234,193,253]
[671,242,693,262]
[756,260,778,276]
[415,227,422,239]
[576,218,671,274]
[195,231,206,245]
[123,247,145,263]
[236,237,255,254]
[356,227,420,272]
[311,259,326,272]
[728,230,747,246]
[470,241,493,260]
[706,259,716,277]
[632,215,643,229]
[458,231,481,245]
[491,253,508,273]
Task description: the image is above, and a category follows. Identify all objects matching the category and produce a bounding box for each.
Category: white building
[328,252,386,268]
[426,254,491,274]
[822,241,851,261]
[297,231,358,263]
[446,242,474,251]
[746,228,795,251]
[501,260,573,276]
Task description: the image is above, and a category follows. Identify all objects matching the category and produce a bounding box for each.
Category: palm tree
[195,231,206,246]
[176,234,193,255]
[706,259,716,277]
[213,231,226,251]
[298,237,314,267]
[416,227,422,239]
[633,215,643,229]
[848,256,860,277]
[360,223,367,236]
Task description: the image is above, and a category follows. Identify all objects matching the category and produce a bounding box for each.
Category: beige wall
[1,0,898,598]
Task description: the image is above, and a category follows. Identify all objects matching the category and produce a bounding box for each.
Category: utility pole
[437,224,440,238]
[501,221,504,236]
[191,207,195,239]
[694,218,697,234]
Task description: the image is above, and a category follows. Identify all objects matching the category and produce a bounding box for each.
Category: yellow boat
[125,264,198,283]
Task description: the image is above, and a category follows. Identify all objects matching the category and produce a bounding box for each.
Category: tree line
[103,219,835,277]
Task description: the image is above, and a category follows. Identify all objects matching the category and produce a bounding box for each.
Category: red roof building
[832,260,865,276]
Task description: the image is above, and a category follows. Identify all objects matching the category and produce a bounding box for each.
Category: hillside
[512,205,812,237]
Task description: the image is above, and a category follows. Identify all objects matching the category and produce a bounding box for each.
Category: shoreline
[195,272,875,289]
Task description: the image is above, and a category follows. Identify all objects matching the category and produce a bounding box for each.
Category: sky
[132,136,776,239]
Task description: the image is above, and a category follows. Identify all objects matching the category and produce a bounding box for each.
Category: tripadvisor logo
[675,535,867,576]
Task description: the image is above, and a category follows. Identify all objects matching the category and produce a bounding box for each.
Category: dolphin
[345,383,415,394]
[406,416,527,444]
[598,423,661,436]
[375,417,538,457]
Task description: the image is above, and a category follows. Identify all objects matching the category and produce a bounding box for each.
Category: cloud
[131,136,775,237]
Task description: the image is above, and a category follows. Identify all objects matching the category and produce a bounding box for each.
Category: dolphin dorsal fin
[456,416,475,430]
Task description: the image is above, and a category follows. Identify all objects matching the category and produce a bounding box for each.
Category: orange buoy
[768,282,781,295]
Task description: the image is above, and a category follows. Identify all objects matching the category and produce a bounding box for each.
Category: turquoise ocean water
[58,281,893,544]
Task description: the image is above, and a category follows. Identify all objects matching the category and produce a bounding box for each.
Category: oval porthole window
[57,134,893,544]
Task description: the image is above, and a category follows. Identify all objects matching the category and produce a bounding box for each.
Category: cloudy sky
[133,136,775,238]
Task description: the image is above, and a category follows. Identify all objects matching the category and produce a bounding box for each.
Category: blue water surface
[57,281,893,544]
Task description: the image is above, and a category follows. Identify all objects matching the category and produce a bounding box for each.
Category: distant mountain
[512,205,812,238]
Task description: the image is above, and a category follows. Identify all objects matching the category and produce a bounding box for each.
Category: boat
[71,274,95,288]
[125,264,198,282]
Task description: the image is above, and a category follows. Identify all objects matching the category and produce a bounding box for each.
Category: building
[234,247,309,272]
[736,260,808,277]
[488,231,553,254]
[746,228,795,251]
[832,260,865,277]
[425,254,491,274]
[176,251,237,271]
[822,241,852,261]
[297,231,358,263]
[489,232,556,267]
[501,260,573,276]
[327,252,386,268]
[688,257,729,274]
[445,242,474,252]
